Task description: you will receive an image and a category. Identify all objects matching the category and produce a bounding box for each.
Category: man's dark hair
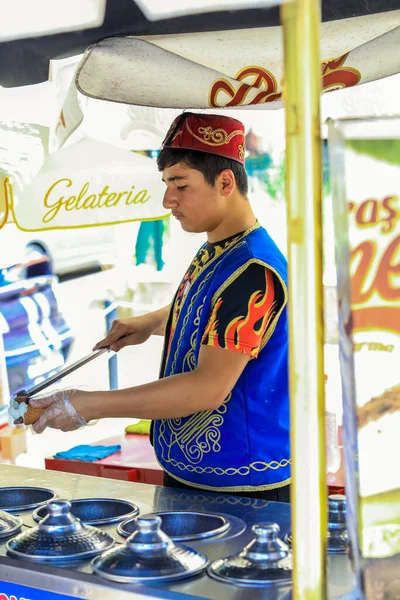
[157,148,248,196]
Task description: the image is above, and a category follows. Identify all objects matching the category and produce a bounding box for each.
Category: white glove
[30,389,86,434]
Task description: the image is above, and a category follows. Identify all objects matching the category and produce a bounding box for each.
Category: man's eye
[177,186,187,191]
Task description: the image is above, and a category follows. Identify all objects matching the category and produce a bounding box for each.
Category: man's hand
[93,305,171,352]
[29,390,86,434]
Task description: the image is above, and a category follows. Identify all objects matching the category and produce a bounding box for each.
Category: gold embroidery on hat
[186,121,244,147]
[171,128,183,142]
[238,144,245,160]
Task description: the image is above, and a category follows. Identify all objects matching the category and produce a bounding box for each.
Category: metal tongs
[20,347,110,399]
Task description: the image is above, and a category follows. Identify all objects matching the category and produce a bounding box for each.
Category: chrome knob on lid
[92,515,209,583]
[47,499,71,515]
[40,499,84,533]
[126,515,170,550]
[247,523,289,562]
[327,494,349,553]
[208,521,292,587]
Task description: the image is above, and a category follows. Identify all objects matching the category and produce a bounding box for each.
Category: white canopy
[75,12,400,109]
[50,10,400,150]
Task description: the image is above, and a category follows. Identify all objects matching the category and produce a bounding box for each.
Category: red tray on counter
[45,433,164,485]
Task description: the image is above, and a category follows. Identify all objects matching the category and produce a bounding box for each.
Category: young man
[26,113,291,501]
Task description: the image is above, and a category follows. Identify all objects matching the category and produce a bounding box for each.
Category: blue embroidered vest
[153,224,290,492]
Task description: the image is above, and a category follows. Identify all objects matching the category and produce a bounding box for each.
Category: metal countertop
[0,464,356,600]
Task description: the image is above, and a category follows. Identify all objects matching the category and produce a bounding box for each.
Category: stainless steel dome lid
[92,515,209,583]
[6,499,114,562]
[286,494,349,553]
[33,497,139,526]
[208,522,293,587]
[0,510,22,538]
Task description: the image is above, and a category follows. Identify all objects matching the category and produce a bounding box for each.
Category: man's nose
[162,188,179,210]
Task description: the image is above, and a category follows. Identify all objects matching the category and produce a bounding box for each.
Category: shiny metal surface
[92,515,208,583]
[6,499,114,563]
[118,510,229,542]
[0,510,22,538]
[33,497,139,526]
[286,495,349,554]
[0,486,56,512]
[209,522,293,587]
[327,495,349,554]
[0,465,356,599]
[26,348,109,397]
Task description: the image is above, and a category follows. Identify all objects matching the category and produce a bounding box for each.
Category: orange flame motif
[203,269,277,357]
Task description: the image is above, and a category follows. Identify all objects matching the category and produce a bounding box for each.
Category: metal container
[33,498,139,526]
[0,487,56,512]
[118,510,229,542]
[208,522,292,587]
[286,494,349,554]
[0,465,357,599]
[0,510,22,539]
[327,494,349,553]
[6,499,114,563]
[92,515,209,583]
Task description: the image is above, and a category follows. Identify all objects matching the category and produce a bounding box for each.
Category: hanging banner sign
[8,138,169,231]
[329,117,400,598]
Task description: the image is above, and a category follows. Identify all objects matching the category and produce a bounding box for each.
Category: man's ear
[219,169,235,198]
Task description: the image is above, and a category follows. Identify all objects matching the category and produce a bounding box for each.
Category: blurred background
[1,37,399,474]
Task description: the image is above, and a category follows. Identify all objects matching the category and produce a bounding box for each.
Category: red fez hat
[162,112,246,165]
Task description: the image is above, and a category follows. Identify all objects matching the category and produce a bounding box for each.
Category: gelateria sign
[7,138,169,231]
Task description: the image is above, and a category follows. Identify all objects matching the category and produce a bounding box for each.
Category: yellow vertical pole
[0,177,8,228]
[280,0,327,598]
[0,177,10,406]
